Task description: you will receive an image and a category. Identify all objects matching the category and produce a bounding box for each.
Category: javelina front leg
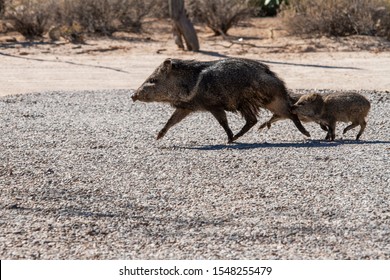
[327,121,337,141]
[320,124,328,131]
[289,114,311,137]
[157,108,191,140]
[325,130,331,141]
[210,109,234,143]
[320,123,331,140]
[232,112,258,141]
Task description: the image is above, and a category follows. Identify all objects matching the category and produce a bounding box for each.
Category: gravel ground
[0,89,389,259]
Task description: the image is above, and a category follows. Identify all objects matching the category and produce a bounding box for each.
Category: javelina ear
[165,58,181,69]
[308,93,321,102]
[163,58,173,71]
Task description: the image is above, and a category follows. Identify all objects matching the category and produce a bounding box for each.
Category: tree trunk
[169,0,199,51]
[0,0,5,17]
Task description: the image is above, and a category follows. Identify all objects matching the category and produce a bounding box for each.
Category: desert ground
[1,18,390,96]
[0,18,389,259]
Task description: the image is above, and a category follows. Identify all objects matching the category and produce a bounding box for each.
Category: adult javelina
[131,58,310,143]
[292,92,371,141]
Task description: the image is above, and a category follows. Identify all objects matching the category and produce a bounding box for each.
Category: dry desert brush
[282,0,390,39]
[6,0,55,39]
[186,0,254,36]
[61,0,156,35]
[5,0,158,39]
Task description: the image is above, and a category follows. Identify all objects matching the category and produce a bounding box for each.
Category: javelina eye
[148,78,158,84]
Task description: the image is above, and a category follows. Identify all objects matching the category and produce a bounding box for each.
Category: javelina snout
[131,81,159,102]
[130,90,138,102]
[133,58,310,143]
[292,93,323,118]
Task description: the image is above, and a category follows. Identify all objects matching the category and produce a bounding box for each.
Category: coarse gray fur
[132,58,310,142]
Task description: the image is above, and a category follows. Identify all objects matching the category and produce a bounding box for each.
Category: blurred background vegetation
[0,0,389,41]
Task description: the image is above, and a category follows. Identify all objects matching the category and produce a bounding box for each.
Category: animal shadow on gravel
[178,140,390,151]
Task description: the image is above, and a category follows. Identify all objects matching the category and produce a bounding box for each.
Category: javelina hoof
[227,136,235,144]
[326,135,335,141]
[156,131,165,140]
[231,135,241,142]
[131,92,138,102]
[258,122,268,131]
[325,132,334,141]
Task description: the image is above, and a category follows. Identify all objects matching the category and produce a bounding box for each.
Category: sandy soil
[1,18,390,96]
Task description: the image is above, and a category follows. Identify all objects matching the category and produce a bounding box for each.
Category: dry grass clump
[282,0,390,39]
[6,0,56,39]
[0,0,7,33]
[64,0,156,35]
[186,0,254,36]
[150,0,169,18]
[2,0,157,39]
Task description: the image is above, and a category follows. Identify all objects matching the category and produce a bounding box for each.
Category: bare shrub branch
[58,0,157,36]
[187,0,254,36]
[7,0,55,39]
[282,0,390,39]
[2,0,158,39]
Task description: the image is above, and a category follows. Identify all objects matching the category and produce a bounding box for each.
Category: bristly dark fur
[133,58,310,142]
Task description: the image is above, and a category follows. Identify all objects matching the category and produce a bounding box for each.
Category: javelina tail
[287,94,297,107]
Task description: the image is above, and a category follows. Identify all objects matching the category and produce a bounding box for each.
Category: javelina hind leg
[328,121,337,141]
[258,114,281,130]
[232,112,258,141]
[320,124,328,131]
[355,120,367,140]
[157,108,192,140]
[209,109,234,143]
[343,123,359,135]
[320,124,331,140]
[289,114,311,137]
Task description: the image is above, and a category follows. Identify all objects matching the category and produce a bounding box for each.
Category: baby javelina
[258,91,329,133]
[131,58,310,143]
[291,92,371,141]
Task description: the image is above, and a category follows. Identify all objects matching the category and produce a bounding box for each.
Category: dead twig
[75,46,126,54]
